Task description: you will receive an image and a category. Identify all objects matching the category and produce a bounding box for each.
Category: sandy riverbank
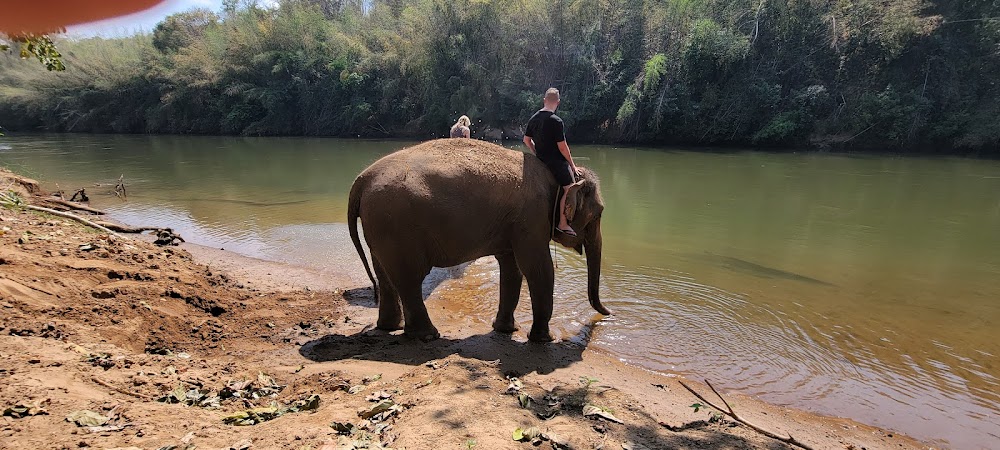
[0,167,930,450]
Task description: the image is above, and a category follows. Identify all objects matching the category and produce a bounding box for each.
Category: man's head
[543,88,560,111]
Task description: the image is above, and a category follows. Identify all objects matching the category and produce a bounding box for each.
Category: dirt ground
[0,168,931,450]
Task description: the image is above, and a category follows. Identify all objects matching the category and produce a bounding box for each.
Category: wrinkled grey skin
[348,139,609,342]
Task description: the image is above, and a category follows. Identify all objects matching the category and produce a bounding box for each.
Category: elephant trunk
[584,218,611,315]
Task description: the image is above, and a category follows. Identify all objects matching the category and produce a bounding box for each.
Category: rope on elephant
[550,189,560,269]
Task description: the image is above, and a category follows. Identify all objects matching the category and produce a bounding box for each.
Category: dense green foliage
[1,0,997,153]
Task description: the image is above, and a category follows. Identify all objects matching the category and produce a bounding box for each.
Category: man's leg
[550,161,577,235]
[558,184,572,231]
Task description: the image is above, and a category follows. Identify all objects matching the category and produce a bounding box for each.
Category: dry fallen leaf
[65,410,109,427]
[583,404,624,424]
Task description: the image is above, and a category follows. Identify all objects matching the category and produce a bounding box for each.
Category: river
[2,134,998,448]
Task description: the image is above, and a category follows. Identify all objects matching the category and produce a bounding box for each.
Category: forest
[0,0,998,153]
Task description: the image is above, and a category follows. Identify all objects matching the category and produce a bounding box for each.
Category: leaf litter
[327,388,408,449]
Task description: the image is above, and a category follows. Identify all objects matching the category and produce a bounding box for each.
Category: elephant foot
[376,318,404,331]
[404,326,440,342]
[527,327,554,343]
[491,320,519,334]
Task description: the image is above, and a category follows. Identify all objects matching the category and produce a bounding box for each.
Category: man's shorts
[544,159,575,186]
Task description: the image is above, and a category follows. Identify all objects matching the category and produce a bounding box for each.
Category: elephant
[347,138,610,342]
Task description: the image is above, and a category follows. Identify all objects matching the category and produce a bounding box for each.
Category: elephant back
[364,138,557,195]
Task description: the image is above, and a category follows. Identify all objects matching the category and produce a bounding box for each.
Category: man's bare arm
[523,136,536,155]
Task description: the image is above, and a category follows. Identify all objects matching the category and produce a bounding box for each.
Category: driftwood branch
[114,174,127,200]
[22,204,116,235]
[69,188,89,202]
[93,221,160,233]
[152,228,185,246]
[678,380,813,450]
[92,221,185,246]
[40,196,106,215]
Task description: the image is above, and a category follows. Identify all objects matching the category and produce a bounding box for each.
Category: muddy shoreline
[0,167,931,449]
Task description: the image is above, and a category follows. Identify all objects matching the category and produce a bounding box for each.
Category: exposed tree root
[678,379,814,450]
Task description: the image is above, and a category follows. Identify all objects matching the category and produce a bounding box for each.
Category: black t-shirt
[524,110,566,164]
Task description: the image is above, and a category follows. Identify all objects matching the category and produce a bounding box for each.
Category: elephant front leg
[493,252,522,333]
[374,259,403,331]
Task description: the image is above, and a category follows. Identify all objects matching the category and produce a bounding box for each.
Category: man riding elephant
[523,87,583,237]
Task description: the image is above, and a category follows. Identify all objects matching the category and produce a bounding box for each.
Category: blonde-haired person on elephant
[523,88,582,236]
[450,115,471,138]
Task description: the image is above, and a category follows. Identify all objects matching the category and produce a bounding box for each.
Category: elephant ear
[564,179,586,222]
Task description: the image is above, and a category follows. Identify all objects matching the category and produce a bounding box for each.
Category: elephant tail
[348,178,378,302]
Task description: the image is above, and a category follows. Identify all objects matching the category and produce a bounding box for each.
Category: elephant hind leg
[398,278,439,341]
[374,258,403,331]
[493,252,522,333]
[379,255,438,341]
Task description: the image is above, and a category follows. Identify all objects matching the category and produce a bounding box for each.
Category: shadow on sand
[299,320,594,376]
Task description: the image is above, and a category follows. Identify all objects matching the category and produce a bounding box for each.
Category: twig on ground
[91,376,153,400]
[678,380,813,450]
